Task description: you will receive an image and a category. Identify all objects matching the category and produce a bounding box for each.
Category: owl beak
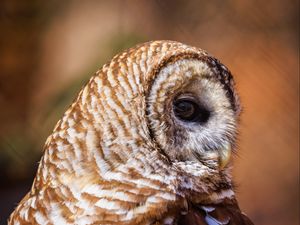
[219,144,232,170]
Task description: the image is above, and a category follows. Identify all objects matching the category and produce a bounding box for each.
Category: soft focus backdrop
[0,1,299,224]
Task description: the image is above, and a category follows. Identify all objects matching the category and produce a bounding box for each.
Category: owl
[9,40,254,225]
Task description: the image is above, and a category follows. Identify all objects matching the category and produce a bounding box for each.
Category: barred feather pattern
[8,41,251,225]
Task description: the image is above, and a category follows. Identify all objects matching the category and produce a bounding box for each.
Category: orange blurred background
[0,1,299,224]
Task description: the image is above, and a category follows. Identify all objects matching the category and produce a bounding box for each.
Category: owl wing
[177,198,254,225]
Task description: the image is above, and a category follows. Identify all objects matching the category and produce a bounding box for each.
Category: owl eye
[173,98,210,123]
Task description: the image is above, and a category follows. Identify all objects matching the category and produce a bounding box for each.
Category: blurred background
[0,0,298,224]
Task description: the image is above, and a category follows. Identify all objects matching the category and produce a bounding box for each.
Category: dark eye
[173,98,210,123]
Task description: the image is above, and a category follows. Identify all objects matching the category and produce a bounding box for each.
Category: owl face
[147,58,239,170]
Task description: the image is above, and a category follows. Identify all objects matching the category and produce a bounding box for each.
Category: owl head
[42,40,241,176]
[34,40,241,185]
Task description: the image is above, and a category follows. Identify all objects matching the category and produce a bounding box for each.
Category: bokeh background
[0,0,299,224]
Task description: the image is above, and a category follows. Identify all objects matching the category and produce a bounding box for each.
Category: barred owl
[9,40,254,225]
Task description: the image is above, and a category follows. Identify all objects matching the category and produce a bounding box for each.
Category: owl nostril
[173,97,210,124]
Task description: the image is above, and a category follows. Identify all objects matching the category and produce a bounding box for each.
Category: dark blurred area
[0,0,299,224]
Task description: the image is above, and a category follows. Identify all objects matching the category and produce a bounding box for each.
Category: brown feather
[177,198,254,225]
